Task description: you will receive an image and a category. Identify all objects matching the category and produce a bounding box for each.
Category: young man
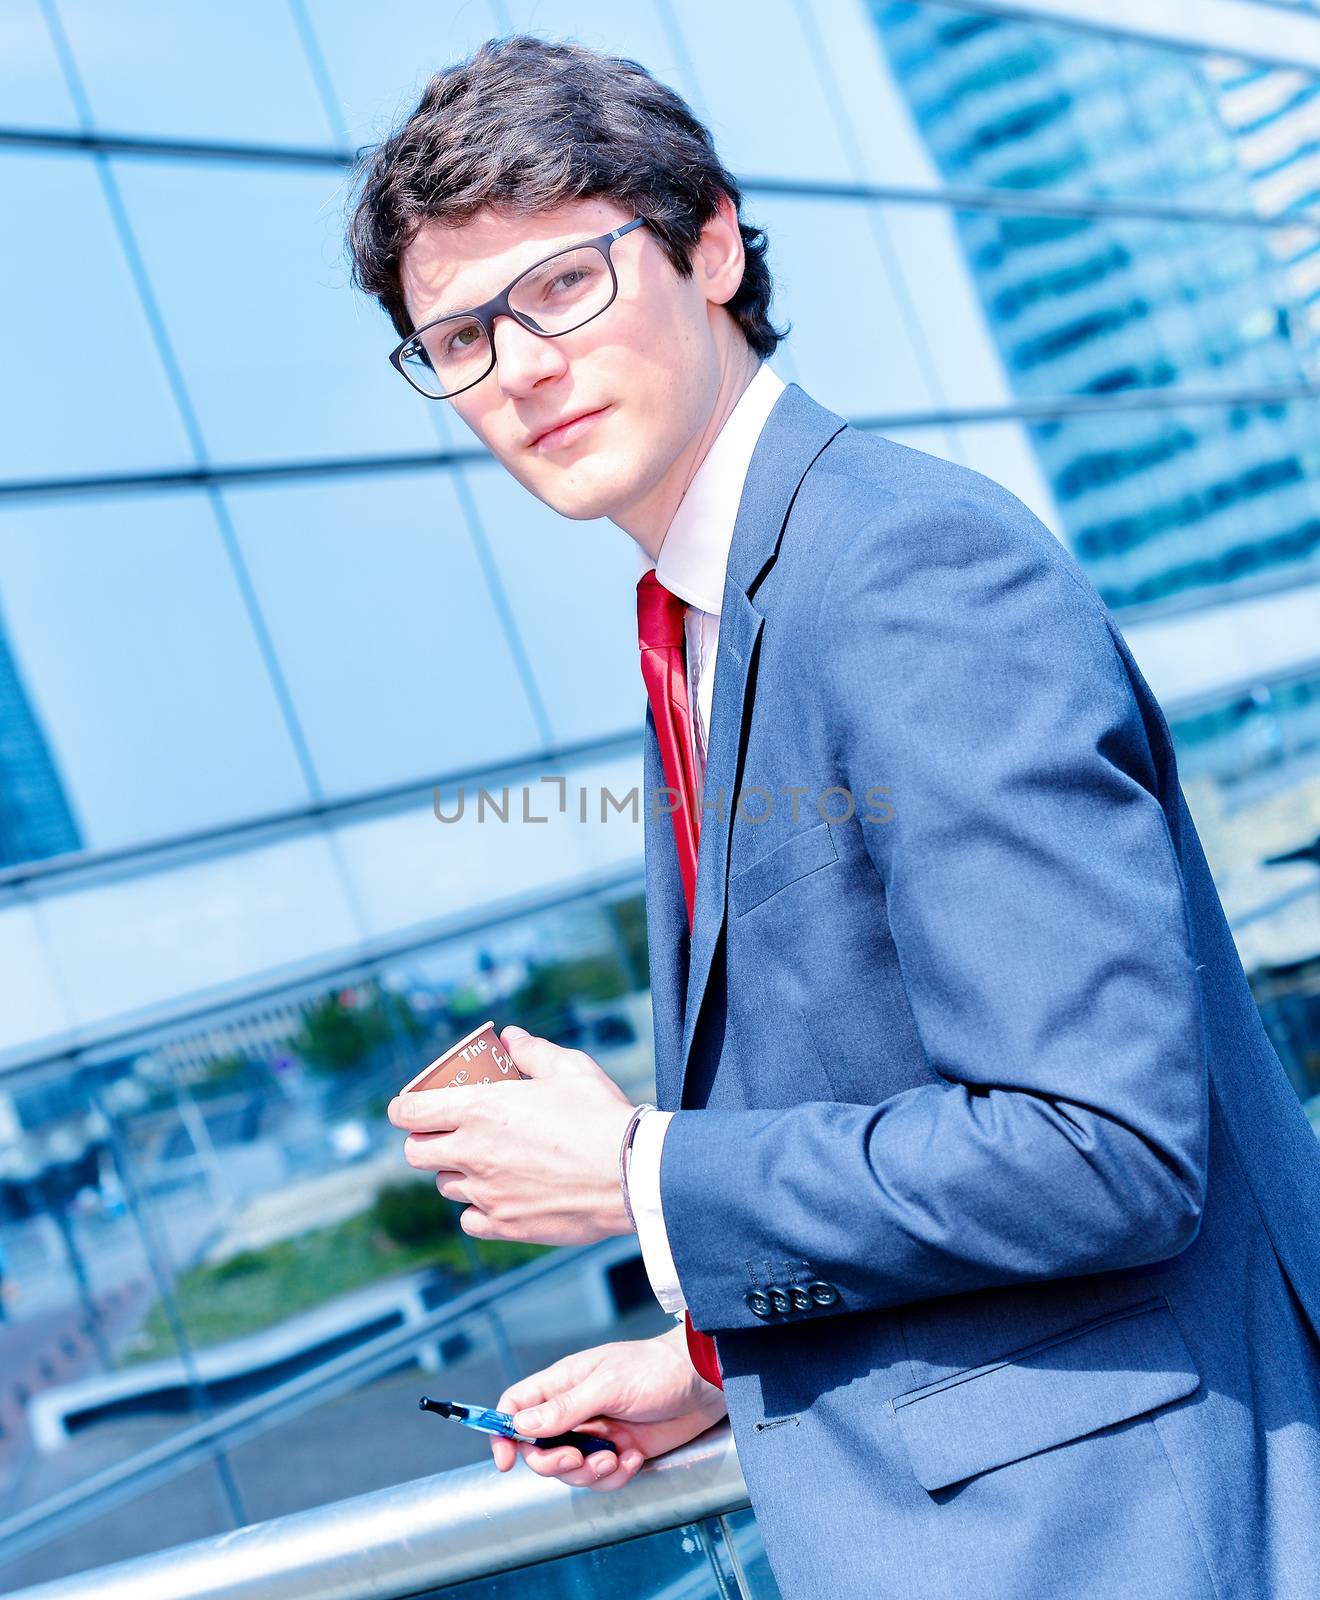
[356,34,1320,1600]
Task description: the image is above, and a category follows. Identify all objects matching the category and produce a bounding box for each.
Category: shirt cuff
[627,1108,688,1315]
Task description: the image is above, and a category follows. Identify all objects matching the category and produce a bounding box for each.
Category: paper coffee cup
[399,1019,527,1094]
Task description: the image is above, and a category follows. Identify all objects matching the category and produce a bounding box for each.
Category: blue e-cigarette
[418,1395,615,1457]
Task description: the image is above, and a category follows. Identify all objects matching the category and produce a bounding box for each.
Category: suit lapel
[639,382,848,1110]
[676,586,762,1107]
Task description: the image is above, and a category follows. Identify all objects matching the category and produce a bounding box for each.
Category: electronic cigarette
[418,1395,615,1457]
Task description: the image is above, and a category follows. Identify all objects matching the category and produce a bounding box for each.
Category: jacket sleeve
[658,493,1210,1334]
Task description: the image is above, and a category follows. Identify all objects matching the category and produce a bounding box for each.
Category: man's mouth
[528,406,610,452]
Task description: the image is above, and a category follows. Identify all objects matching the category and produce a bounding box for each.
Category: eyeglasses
[389,217,651,400]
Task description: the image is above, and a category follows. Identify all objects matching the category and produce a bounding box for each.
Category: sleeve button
[767,1286,791,1315]
[808,1280,839,1306]
[746,1289,772,1319]
[789,1285,813,1312]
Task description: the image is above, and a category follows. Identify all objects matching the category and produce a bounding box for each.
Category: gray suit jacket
[643,381,1320,1598]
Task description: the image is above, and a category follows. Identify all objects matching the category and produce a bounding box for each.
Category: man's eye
[443,325,482,355]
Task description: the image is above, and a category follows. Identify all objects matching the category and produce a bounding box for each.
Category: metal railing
[5,1422,751,1600]
[0,1235,642,1569]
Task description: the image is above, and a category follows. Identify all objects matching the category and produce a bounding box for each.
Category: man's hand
[488,1325,729,1491]
[386,1025,637,1245]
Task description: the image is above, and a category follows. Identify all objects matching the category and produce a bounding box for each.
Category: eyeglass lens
[399,244,615,398]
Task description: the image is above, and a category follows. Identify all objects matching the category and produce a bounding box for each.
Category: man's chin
[523,467,625,522]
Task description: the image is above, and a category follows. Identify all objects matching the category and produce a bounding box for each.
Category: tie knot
[637,569,686,652]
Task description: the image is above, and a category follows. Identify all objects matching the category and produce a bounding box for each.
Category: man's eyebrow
[423,232,595,324]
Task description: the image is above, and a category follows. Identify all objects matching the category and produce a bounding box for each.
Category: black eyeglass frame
[388,216,652,400]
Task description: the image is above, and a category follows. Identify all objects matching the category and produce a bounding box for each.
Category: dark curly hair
[344,33,788,358]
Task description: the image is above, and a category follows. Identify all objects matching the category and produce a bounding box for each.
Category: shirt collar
[634,362,786,616]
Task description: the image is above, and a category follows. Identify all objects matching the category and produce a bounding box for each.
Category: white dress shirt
[628,359,787,1317]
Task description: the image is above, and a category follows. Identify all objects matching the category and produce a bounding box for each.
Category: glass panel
[1161,661,1320,1028]
[301,0,504,148]
[0,883,668,1576]
[461,464,663,747]
[1,746,646,1070]
[668,0,856,181]
[0,1456,234,1593]
[224,1317,514,1521]
[938,205,1311,402]
[222,470,543,797]
[0,614,83,868]
[0,1059,238,1594]
[879,392,1320,616]
[54,0,337,146]
[34,831,360,1036]
[415,1521,731,1600]
[864,2,1319,218]
[1024,395,1320,612]
[796,0,944,188]
[0,491,310,862]
[109,157,453,465]
[227,1289,674,1522]
[750,196,939,420]
[876,200,1027,412]
[0,905,70,1053]
[0,151,196,483]
[319,750,645,947]
[0,0,81,129]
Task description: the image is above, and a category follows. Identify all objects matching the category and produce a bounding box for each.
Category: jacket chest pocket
[889,1295,1200,1493]
[730,819,838,917]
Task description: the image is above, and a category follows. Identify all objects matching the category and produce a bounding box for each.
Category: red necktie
[636,569,723,1392]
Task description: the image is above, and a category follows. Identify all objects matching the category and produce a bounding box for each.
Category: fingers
[584,1447,646,1491]
[491,1349,644,1489]
[490,1434,516,1472]
[495,1349,604,1418]
[402,1132,458,1172]
[509,1373,609,1439]
[513,1439,646,1491]
[433,1170,470,1202]
[496,1375,552,1417]
[499,1030,559,1079]
[388,1091,469,1131]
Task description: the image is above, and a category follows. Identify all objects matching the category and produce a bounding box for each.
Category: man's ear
[694,191,747,309]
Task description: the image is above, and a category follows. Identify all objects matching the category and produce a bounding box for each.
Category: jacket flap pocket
[730,820,838,917]
[889,1296,1199,1493]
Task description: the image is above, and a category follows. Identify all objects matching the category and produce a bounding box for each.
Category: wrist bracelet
[617,1102,655,1232]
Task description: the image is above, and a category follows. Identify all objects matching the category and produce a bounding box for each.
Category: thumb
[512,1376,607,1437]
[499,1025,560,1079]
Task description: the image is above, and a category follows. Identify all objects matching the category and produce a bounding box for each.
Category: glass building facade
[2,0,1319,1590]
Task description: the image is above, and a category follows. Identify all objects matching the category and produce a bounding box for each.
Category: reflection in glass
[1021,395,1320,609]
[0,883,656,1581]
[0,602,82,866]
[867,3,1320,613]
[412,1518,739,1600]
[1164,666,1320,1115]
[0,491,309,859]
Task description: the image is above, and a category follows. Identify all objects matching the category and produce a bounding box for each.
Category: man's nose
[491,313,566,393]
